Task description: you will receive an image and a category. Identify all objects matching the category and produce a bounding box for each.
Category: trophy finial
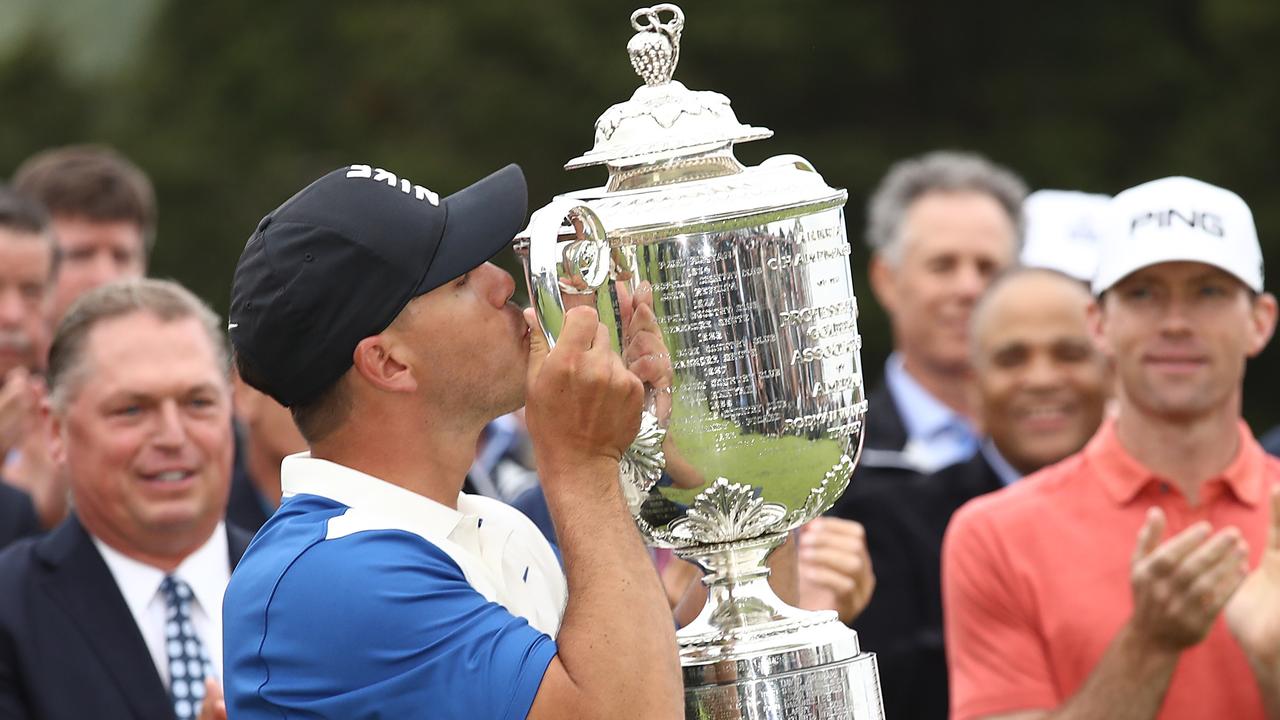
[627,4,684,86]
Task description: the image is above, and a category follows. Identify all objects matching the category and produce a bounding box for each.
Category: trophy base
[682,620,883,720]
[674,536,885,719]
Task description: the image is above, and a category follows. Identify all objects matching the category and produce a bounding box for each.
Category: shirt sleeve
[254,530,557,720]
[942,501,1057,720]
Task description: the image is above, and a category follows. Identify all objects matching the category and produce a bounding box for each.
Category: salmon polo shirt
[942,419,1279,720]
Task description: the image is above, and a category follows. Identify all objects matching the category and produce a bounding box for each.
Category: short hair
[234,352,346,444]
[969,266,1092,361]
[0,184,59,277]
[866,150,1028,264]
[12,145,157,251]
[48,278,228,411]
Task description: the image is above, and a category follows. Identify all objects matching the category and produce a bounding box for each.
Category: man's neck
[899,353,974,420]
[244,441,284,508]
[310,404,483,509]
[85,517,218,574]
[1113,398,1242,505]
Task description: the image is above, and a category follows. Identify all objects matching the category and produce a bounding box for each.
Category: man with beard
[944,177,1280,720]
[223,164,682,718]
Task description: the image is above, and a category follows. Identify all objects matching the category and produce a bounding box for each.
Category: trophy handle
[522,199,614,349]
[520,200,668,510]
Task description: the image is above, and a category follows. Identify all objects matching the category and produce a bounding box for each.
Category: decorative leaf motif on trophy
[627,4,683,86]
[793,454,856,526]
[620,409,667,514]
[669,477,788,544]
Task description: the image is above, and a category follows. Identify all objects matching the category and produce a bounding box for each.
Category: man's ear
[1086,297,1112,359]
[1246,292,1279,358]
[45,402,65,467]
[230,372,260,424]
[351,335,418,395]
[868,254,899,318]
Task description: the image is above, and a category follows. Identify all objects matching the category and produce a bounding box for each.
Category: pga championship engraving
[516,5,883,718]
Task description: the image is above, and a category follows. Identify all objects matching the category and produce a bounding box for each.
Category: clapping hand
[1128,508,1248,652]
[1226,487,1280,675]
[796,517,876,624]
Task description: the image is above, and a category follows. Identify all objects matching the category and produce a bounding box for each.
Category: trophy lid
[564,4,772,172]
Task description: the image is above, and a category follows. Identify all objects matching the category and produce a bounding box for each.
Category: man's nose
[151,400,187,448]
[1023,352,1060,389]
[482,262,518,307]
[0,288,25,328]
[85,250,123,288]
[954,261,988,301]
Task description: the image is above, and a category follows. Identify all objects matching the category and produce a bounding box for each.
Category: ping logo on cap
[345,165,440,206]
[1130,209,1224,238]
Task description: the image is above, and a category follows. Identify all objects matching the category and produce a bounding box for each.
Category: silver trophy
[516,5,882,718]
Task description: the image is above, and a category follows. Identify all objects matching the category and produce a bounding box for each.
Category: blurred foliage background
[3,0,1280,429]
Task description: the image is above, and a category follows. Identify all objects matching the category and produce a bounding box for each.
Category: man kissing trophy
[517,5,884,718]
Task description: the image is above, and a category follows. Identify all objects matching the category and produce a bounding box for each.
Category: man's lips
[137,469,198,484]
[1014,402,1077,432]
[1144,354,1209,372]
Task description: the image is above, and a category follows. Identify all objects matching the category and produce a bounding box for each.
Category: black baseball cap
[228,163,527,407]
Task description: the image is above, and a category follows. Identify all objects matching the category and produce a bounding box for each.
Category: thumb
[524,308,550,382]
[198,676,226,720]
[1133,506,1166,563]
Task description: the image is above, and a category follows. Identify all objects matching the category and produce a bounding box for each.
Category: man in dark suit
[0,278,247,720]
[0,484,38,548]
[833,267,1110,719]
[855,151,1027,491]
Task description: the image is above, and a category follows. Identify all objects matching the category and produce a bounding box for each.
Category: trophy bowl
[516,5,883,718]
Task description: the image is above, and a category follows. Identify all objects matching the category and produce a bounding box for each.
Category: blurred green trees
[3,0,1280,426]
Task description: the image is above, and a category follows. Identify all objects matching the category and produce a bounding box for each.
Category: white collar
[980,438,1024,486]
[281,452,466,540]
[93,522,230,620]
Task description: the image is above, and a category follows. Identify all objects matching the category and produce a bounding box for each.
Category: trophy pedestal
[683,638,882,720]
[676,536,885,719]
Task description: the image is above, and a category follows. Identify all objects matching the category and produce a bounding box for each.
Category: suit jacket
[830,438,1004,720]
[0,514,252,720]
[226,461,271,535]
[0,483,39,551]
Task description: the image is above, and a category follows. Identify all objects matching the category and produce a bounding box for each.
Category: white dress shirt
[93,523,231,686]
[883,353,980,473]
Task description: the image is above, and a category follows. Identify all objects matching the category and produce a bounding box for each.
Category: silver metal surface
[515,5,880,718]
[685,646,884,720]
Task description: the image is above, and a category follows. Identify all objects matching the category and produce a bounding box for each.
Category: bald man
[967,267,1111,483]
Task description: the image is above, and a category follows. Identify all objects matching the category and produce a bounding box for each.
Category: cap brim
[1092,235,1264,295]
[417,164,528,293]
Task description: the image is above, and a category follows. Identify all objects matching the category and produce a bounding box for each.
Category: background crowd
[1,3,1279,720]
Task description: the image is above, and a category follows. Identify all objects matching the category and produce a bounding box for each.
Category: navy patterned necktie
[160,576,212,720]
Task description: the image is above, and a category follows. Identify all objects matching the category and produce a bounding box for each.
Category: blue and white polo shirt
[223,453,567,719]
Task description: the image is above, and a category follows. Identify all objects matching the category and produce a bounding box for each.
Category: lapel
[864,383,909,452]
[227,521,254,567]
[34,515,172,719]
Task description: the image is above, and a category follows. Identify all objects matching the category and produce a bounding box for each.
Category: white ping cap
[1092,176,1264,295]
